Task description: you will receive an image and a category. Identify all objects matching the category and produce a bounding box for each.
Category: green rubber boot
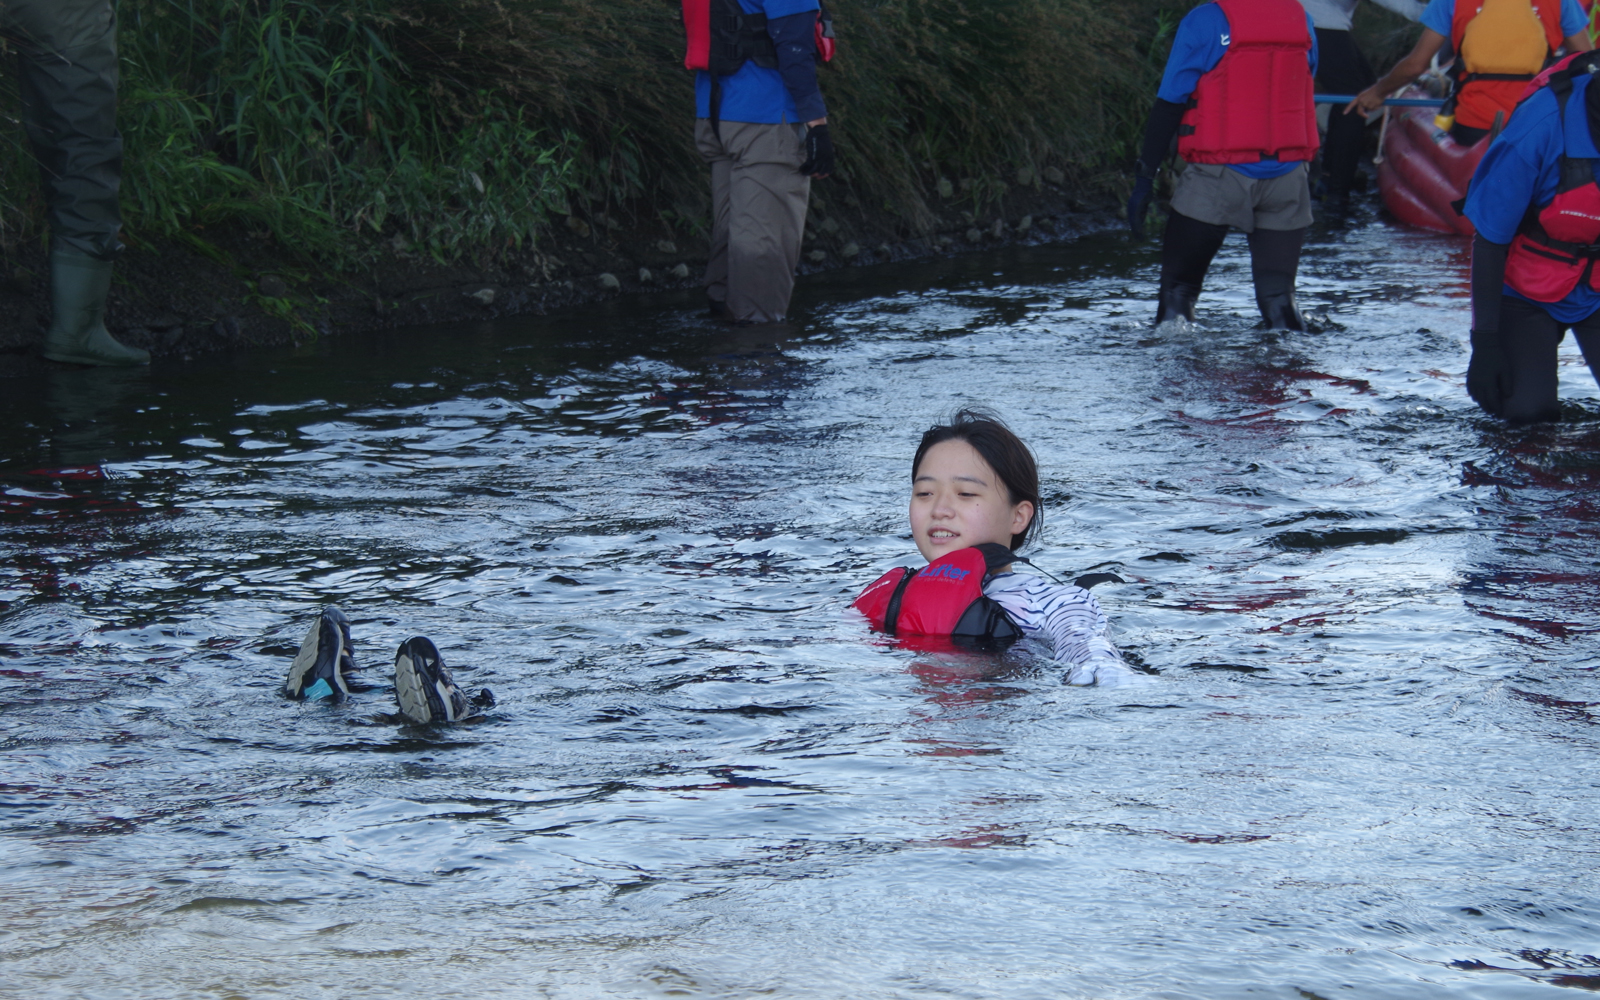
[41,250,149,367]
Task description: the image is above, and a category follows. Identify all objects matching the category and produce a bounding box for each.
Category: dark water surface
[3,215,1600,998]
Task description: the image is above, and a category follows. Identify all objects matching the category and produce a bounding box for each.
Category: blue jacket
[695,0,826,125]
[1465,73,1600,323]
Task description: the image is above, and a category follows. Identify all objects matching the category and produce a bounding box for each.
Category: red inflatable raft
[1375,97,1484,236]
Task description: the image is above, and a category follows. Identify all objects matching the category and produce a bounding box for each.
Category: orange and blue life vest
[1451,0,1566,132]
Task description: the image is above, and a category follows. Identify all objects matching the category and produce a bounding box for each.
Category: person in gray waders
[681,0,836,325]
[5,0,146,367]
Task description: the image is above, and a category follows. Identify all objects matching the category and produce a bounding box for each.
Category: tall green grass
[0,0,1195,264]
[115,0,578,263]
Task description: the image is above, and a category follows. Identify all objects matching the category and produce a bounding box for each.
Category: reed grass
[0,0,1197,264]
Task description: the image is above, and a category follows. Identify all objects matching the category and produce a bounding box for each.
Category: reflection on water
[2,215,1599,997]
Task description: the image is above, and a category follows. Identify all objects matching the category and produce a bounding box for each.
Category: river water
[2,212,1599,998]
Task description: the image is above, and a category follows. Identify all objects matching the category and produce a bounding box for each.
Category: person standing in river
[682,0,835,325]
[1461,52,1600,423]
[1127,0,1320,331]
[1297,0,1425,211]
[5,1,146,367]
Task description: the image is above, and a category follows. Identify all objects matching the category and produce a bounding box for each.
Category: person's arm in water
[1347,27,1446,116]
[984,574,1142,686]
[1467,235,1512,414]
[1458,87,1563,413]
[767,8,833,177]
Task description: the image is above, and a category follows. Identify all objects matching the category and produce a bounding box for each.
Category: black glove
[1467,327,1510,415]
[1125,98,1185,240]
[800,123,835,177]
[1127,174,1154,240]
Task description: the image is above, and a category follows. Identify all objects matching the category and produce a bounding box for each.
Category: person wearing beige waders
[4,0,145,366]
[682,0,835,325]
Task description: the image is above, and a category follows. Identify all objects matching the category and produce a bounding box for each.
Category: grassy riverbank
[0,0,1191,267]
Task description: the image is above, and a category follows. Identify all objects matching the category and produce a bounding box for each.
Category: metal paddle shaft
[1316,93,1445,108]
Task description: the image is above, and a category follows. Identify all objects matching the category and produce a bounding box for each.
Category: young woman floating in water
[283,410,1136,720]
[854,409,1142,687]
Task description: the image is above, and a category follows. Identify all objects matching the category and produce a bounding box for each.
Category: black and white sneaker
[393,636,494,724]
[284,607,356,703]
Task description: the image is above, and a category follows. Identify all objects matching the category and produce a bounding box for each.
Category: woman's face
[909,439,1034,563]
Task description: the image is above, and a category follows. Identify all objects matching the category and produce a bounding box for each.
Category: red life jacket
[682,0,834,74]
[1451,0,1565,132]
[1503,72,1600,303]
[853,543,1022,649]
[1177,0,1318,166]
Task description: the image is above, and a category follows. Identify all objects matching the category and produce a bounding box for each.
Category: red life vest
[682,0,834,74]
[1177,0,1318,166]
[1451,0,1565,132]
[1503,73,1600,303]
[853,543,1022,649]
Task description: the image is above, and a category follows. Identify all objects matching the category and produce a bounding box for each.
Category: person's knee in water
[851,408,1144,687]
[283,607,495,724]
[1129,0,1319,329]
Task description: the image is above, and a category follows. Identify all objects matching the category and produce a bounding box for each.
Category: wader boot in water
[1155,281,1201,326]
[1,0,135,363]
[1247,226,1307,331]
[1156,211,1228,326]
[1255,286,1307,331]
[41,250,147,366]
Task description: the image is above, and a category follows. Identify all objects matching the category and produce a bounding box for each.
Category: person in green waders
[6,0,147,367]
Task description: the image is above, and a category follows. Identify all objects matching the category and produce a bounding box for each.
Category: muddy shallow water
[2,211,1599,998]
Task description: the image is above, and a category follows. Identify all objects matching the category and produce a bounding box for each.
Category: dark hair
[911,407,1042,551]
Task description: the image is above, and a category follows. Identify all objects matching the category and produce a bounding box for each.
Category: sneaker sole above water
[284,607,356,703]
[394,636,475,724]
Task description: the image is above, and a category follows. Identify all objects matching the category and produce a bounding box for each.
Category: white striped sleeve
[983,573,1146,686]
